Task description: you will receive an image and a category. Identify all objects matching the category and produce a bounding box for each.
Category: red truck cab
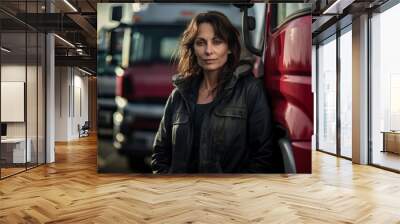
[265,4,312,173]
[241,3,312,173]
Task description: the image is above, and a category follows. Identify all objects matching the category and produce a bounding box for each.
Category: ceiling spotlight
[322,0,355,15]
[54,34,75,48]
[1,47,11,53]
[78,67,92,76]
[63,0,78,12]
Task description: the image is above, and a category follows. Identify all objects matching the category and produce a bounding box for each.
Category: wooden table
[381,131,400,154]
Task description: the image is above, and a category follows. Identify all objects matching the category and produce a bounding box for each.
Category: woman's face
[193,23,229,74]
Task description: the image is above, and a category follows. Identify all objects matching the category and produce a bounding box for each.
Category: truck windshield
[129,24,185,65]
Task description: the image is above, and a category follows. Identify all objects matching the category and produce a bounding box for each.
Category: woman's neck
[202,70,219,90]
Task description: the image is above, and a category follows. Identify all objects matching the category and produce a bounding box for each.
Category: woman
[151,11,275,173]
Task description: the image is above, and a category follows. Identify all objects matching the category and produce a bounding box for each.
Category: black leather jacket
[151,63,276,173]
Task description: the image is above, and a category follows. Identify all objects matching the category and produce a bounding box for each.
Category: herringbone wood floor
[1,135,400,223]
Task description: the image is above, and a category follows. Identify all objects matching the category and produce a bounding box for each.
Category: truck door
[264,3,312,173]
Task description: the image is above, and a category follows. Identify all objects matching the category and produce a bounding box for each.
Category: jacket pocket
[213,107,247,150]
[214,107,247,119]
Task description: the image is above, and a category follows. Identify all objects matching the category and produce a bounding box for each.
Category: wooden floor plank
[0,135,400,223]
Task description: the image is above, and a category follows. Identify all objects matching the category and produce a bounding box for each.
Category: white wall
[74,73,89,123]
[1,82,25,122]
[1,64,26,81]
[1,65,29,138]
[55,67,89,141]
[71,73,89,139]
[55,67,69,141]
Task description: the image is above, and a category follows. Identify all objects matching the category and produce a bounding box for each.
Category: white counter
[1,138,32,163]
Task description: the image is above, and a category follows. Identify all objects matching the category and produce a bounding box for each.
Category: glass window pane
[340,29,352,158]
[130,26,184,64]
[276,3,311,28]
[318,36,337,154]
[160,37,179,61]
[371,3,400,171]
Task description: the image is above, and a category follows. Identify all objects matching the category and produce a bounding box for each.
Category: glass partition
[0,0,46,179]
[27,30,38,169]
[38,32,45,165]
[1,31,28,177]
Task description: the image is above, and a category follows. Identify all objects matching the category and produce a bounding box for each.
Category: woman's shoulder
[164,88,184,116]
[237,73,264,93]
[168,88,181,102]
[232,61,262,90]
[167,87,188,106]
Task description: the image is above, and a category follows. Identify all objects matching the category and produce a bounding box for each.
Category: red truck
[268,4,312,173]
[243,3,312,173]
[111,3,312,173]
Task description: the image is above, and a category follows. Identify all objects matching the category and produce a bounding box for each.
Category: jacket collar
[172,60,253,102]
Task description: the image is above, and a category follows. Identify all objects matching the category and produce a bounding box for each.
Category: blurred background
[97,3,266,173]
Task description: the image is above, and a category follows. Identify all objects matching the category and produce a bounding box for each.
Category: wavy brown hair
[176,11,241,90]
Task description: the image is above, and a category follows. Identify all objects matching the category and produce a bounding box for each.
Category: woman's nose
[205,43,213,55]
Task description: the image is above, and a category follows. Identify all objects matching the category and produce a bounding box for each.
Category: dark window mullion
[316,44,319,151]
[336,28,341,157]
[25,0,28,171]
[44,0,47,164]
[367,11,373,165]
[36,0,39,168]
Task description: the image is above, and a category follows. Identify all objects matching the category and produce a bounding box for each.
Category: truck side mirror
[242,6,263,56]
[246,16,256,31]
[234,3,264,57]
[111,6,123,22]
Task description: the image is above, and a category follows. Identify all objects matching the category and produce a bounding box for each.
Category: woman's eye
[195,41,205,46]
[213,39,223,45]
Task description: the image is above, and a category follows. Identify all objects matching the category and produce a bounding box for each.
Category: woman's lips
[203,59,217,64]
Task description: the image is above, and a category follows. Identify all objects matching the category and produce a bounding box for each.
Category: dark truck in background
[97,27,121,139]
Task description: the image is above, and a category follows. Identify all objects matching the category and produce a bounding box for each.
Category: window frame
[270,3,312,32]
[315,21,353,161]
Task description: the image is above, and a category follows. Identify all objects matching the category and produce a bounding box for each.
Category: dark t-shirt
[188,100,214,172]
